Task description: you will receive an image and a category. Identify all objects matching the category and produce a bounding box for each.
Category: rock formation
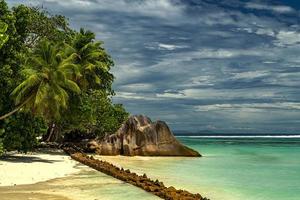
[88,115,200,156]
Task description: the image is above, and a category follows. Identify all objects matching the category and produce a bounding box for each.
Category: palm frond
[11,74,41,104]
[61,79,81,94]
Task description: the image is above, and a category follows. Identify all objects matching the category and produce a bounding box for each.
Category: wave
[177,135,300,138]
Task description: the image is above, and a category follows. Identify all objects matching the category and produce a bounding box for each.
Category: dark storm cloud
[8,0,300,133]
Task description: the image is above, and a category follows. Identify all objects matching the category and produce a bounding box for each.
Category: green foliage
[0,0,129,148]
[0,142,3,155]
[12,5,73,47]
[93,92,128,135]
[58,28,123,137]
[64,28,114,92]
[0,1,24,154]
[1,112,46,152]
[61,90,128,136]
[11,40,81,123]
[0,0,77,150]
[0,0,23,115]
[0,21,8,48]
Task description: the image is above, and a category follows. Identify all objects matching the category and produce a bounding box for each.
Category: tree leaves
[11,40,81,122]
[0,21,8,48]
[64,28,114,91]
[0,1,127,148]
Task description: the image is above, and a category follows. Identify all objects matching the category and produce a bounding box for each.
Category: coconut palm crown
[10,40,81,123]
[64,28,114,91]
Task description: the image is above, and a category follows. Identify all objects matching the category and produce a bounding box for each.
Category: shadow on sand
[0,149,67,163]
[0,154,62,164]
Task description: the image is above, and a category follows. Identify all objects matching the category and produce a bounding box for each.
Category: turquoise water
[96,136,300,200]
[179,137,300,200]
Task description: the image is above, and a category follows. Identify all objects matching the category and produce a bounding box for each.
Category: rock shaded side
[89,115,200,157]
[64,147,208,200]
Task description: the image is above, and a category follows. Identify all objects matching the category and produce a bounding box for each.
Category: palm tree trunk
[46,123,56,142]
[0,97,32,120]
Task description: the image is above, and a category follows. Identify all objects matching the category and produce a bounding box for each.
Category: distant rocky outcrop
[88,115,200,157]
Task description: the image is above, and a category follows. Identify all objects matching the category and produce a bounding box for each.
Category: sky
[7,0,300,134]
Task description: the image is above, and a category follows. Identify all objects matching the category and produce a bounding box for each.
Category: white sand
[0,150,80,186]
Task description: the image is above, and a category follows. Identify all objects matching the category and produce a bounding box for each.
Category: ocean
[95,135,300,200]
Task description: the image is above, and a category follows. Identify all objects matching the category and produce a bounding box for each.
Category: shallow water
[96,137,300,200]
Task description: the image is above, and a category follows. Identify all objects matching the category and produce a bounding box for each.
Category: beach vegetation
[0,0,128,153]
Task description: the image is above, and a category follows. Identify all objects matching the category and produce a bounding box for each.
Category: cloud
[194,48,265,58]
[42,0,185,19]
[112,63,147,85]
[183,76,215,87]
[148,48,271,72]
[237,27,278,38]
[245,2,294,13]
[230,71,269,80]
[156,92,185,99]
[145,43,189,51]
[264,72,300,87]
[275,30,300,46]
[262,61,276,64]
[156,88,276,100]
[114,92,156,100]
[158,43,187,51]
[255,28,275,37]
[119,83,154,92]
[195,102,300,112]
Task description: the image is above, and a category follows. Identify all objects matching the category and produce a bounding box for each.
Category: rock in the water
[88,115,201,156]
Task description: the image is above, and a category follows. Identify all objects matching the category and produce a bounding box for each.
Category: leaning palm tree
[0,40,81,140]
[64,28,114,91]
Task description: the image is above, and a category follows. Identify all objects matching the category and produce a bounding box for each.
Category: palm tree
[0,40,81,141]
[64,28,114,91]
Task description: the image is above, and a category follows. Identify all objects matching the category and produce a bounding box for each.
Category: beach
[0,149,80,186]
[0,149,159,200]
